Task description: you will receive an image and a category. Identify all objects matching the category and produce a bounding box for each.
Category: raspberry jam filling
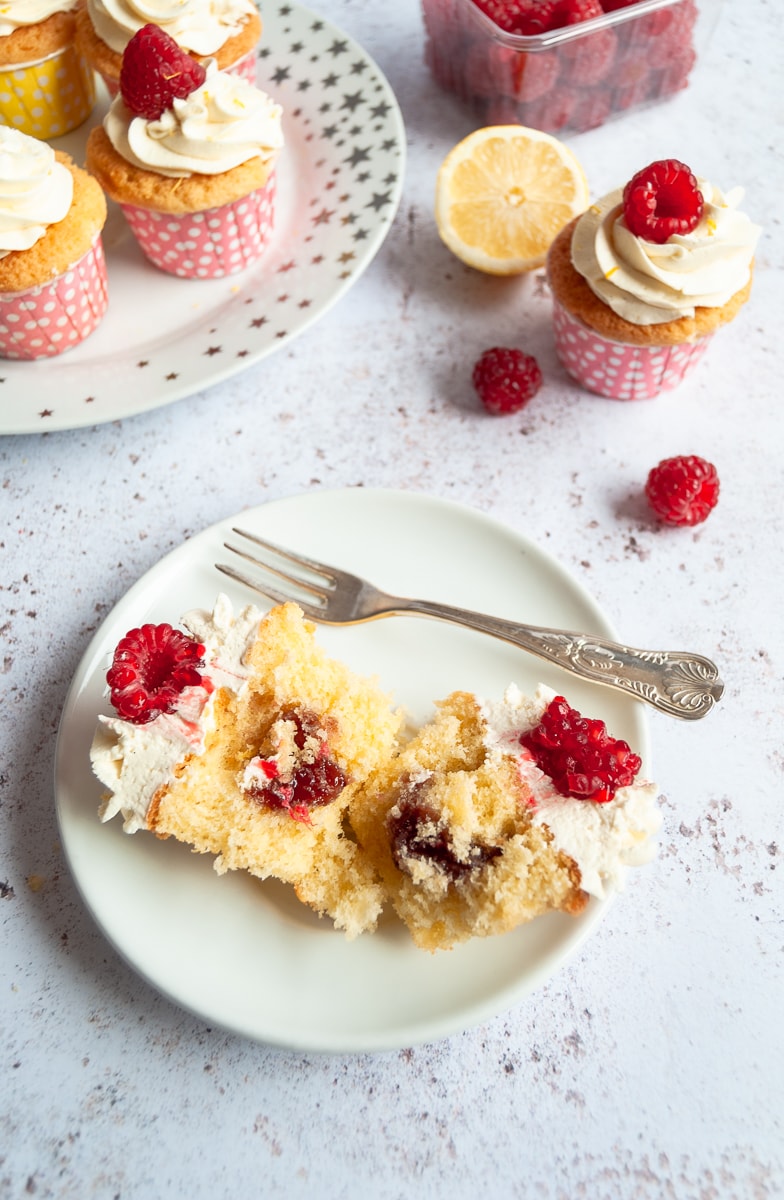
[244,708,348,824]
[388,778,502,881]
[107,623,207,725]
[520,696,642,803]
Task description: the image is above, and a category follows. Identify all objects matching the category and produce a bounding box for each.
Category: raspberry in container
[422,0,721,136]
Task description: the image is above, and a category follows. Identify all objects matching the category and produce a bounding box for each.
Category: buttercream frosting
[103,59,284,178]
[0,0,76,36]
[0,127,73,259]
[85,0,256,56]
[571,180,761,325]
[480,683,661,899]
[91,594,261,833]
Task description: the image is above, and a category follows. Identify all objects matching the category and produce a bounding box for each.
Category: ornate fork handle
[386,598,723,720]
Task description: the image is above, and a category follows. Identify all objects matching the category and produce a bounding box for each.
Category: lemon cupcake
[0,126,107,359]
[0,0,95,137]
[547,158,761,400]
[74,0,261,95]
[85,25,282,278]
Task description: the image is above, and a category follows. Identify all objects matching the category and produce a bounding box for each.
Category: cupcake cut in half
[91,598,406,939]
[0,126,108,359]
[350,686,660,951]
[85,24,283,278]
[547,158,761,400]
[75,0,261,94]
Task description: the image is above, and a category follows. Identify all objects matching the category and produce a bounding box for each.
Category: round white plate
[1,2,405,435]
[55,488,651,1053]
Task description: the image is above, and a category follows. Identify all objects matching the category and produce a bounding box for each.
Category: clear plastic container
[422,0,718,136]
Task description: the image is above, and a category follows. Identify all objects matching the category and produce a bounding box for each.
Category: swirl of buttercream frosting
[0,127,73,259]
[103,60,283,179]
[86,0,255,56]
[570,180,761,325]
[0,0,76,37]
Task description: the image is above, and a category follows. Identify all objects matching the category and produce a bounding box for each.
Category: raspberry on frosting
[120,23,207,121]
[622,159,704,245]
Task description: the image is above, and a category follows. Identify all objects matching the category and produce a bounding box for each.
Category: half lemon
[435,125,590,275]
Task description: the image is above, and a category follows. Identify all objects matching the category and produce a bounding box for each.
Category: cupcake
[0,126,107,359]
[547,158,761,400]
[0,0,95,137]
[74,0,261,95]
[85,25,282,279]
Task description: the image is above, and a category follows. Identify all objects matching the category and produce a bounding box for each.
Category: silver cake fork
[216,528,724,721]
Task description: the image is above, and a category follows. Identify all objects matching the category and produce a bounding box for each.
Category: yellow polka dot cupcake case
[0,0,95,138]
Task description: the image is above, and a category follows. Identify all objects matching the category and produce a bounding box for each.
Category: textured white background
[1,0,782,1195]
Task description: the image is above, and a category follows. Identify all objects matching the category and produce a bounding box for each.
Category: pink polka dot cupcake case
[551,297,713,402]
[0,234,108,359]
[120,172,276,279]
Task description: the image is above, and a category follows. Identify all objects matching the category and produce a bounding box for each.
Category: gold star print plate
[1,1,405,434]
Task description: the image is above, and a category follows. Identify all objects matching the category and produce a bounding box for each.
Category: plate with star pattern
[0,1,405,435]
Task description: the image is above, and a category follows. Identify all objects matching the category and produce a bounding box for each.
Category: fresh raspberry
[622,159,703,244]
[514,49,560,101]
[569,86,613,130]
[645,455,720,526]
[120,24,207,121]
[561,26,617,85]
[472,347,542,415]
[520,695,642,803]
[107,623,207,724]
[652,46,696,98]
[463,41,518,98]
[473,0,543,32]
[599,0,638,10]
[551,0,604,26]
[524,83,577,131]
[511,2,557,34]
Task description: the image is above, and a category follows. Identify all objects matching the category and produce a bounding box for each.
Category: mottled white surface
[1,0,783,1195]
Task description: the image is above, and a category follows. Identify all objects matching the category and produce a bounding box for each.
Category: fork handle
[392,599,723,720]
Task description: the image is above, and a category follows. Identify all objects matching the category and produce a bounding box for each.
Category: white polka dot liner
[0,0,405,435]
[552,296,713,401]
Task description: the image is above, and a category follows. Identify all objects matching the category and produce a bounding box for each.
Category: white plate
[55,488,651,1053]
[1,2,405,435]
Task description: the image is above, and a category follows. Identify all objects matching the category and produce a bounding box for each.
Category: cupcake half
[0,0,95,137]
[85,24,283,279]
[0,126,108,359]
[74,0,261,95]
[547,159,761,400]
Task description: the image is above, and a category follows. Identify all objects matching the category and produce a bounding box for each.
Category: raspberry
[512,2,557,34]
[107,623,206,724]
[473,0,542,32]
[520,696,642,803]
[645,455,720,526]
[120,24,207,121]
[569,86,613,131]
[561,26,617,86]
[600,0,638,9]
[551,0,604,25]
[622,159,704,244]
[653,46,696,98]
[472,347,543,414]
[514,49,560,101]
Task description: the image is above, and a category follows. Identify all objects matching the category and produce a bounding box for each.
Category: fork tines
[215,528,331,614]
